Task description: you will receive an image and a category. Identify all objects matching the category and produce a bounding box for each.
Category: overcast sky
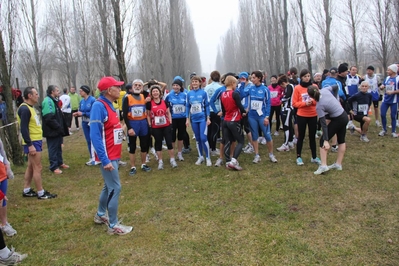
[186,0,239,75]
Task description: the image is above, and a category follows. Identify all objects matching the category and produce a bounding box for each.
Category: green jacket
[68,92,81,110]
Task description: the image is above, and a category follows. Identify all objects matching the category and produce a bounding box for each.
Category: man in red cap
[90,76,133,235]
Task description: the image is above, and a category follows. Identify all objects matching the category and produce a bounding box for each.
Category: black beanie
[80,85,90,94]
[338,64,348,74]
[172,79,183,89]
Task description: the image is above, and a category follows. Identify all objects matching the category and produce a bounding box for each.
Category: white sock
[0,246,11,259]
[37,190,45,197]
[23,188,31,194]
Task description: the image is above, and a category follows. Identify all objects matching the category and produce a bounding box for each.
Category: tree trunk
[111,0,127,83]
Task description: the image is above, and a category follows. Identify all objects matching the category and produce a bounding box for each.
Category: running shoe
[392,132,398,138]
[177,153,184,161]
[269,154,278,163]
[243,146,254,154]
[288,142,295,149]
[118,161,127,166]
[145,154,150,163]
[378,130,386,136]
[206,158,212,167]
[158,161,164,170]
[376,120,381,127]
[276,144,290,152]
[22,188,37,197]
[328,163,343,171]
[0,247,27,264]
[1,223,17,237]
[94,213,110,225]
[141,164,151,172]
[252,155,261,164]
[360,135,370,142]
[170,159,178,168]
[349,125,355,135]
[227,159,242,171]
[296,157,304,166]
[273,131,279,136]
[260,137,267,145]
[195,157,204,165]
[214,158,223,167]
[311,157,321,165]
[129,167,137,176]
[331,146,338,153]
[37,190,57,200]
[107,223,133,235]
[314,165,329,175]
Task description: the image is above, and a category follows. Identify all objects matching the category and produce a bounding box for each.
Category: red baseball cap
[97,77,124,91]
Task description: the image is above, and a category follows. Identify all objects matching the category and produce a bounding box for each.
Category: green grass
[5,119,399,265]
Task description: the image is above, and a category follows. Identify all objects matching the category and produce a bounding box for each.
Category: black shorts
[372,101,379,108]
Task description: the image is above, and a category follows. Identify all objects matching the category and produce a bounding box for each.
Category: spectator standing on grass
[73,85,98,166]
[307,85,348,175]
[90,76,133,235]
[59,88,72,135]
[378,64,399,138]
[69,87,81,130]
[41,85,70,174]
[147,85,177,170]
[17,87,57,199]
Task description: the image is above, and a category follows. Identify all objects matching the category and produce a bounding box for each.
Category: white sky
[186,0,239,75]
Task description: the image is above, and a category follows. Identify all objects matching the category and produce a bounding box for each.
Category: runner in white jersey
[363,66,382,127]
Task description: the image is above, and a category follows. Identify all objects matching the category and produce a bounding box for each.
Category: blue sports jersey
[242,84,271,118]
[383,76,399,104]
[165,91,187,119]
[209,86,226,113]
[322,76,346,101]
[79,96,96,123]
[186,88,210,123]
[236,82,252,109]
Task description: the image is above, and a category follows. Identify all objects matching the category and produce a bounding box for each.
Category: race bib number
[190,103,201,114]
[172,104,185,114]
[350,79,358,85]
[301,93,310,102]
[131,107,144,117]
[251,100,262,110]
[270,91,278,98]
[155,116,166,126]
[386,85,394,92]
[358,104,368,115]
[113,128,123,145]
[34,115,41,126]
[82,116,89,122]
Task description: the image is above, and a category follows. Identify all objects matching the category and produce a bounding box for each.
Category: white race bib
[301,93,310,102]
[358,104,368,115]
[270,91,278,98]
[82,116,89,122]
[190,103,201,114]
[131,107,144,117]
[155,116,167,126]
[251,100,262,110]
[172,104,185,114]
[386,85,394,92]
[113,128,123,145]
[34,115,41,126]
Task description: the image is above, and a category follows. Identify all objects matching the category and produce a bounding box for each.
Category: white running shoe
[276,144,290,152]
[158,161,164,170]
[227,159,242,171]
[170,159,178,168]
[328,163,343,171]
[253,155,261,164]
[360,135,370,142]
[260,137,267,145]
[0,247,27,264]
[273,131,279,136]
[376,120,381,127]
[378,130,386,136]
[195,157,204,165]
[206,158,212,166]
[288,142,295,149]
[269,154,277,163]
[244,146,254,154]
[314,165,329,175]
[107,223,133,235]
[214,158,223,167]
[1,222,17,237]
[392,132,398,138]
[177,153,184,161]
[211,149,220,156]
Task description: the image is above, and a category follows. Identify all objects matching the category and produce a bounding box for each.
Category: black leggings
[320,112,348,147]
[128,134,150,154]
[152,125,173,152]
[270,105,281,132]
[207,112,221,151]
[172,118,187,142]
[281,108,294,145]
[296,115,317,158]
[223,121,244,162]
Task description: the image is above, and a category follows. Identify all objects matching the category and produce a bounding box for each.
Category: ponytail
[307,85,320,101]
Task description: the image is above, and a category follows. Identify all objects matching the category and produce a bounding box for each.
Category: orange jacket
[292,84,317,117]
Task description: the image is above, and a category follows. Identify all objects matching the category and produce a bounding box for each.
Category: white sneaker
[150,147,158,160]
[276,144,290,152]
[195,157,204,165]
[314,165,329,175]
[0,247,27,264]
[227,159,242,171]
[378,130,386,136]
[328,163,342,171]
[392,132,398,138]
[177,153,184,161]
[158,161,164,170]
[108,223,133,235]
[260,137,267,145]
[292,137,298,145]
[94,213,110,225]
[214,158,223,167]
[162,145,168,150]
[310,157,321,165]
[253,155,261,164]
[273,131,279,136]
[360,135,370,142]
[288,142,295,149]
[331,146,338,153]
[243,143,252,151]
[376,120,381,127]
[170,159,177,168]
[206,158,212,166]
[1,222,17,237]
[269,154,277,163]
[118,161,127,166]
[145,154,150,163]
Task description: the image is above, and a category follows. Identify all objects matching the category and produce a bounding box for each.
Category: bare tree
[369,0,394,73]
[95,0,111,76]
[0,0,23,164]
[294,0,313,72]
[110,0,127,83]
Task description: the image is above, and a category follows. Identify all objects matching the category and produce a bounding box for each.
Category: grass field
[5,118,399,265]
